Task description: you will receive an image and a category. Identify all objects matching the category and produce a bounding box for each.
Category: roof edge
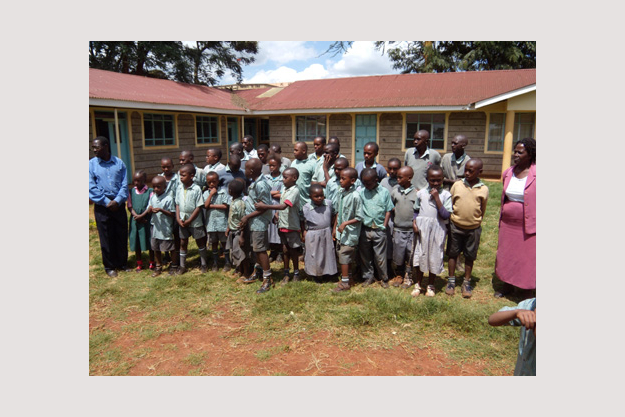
[474,84,536,109]
[89,98,248,115]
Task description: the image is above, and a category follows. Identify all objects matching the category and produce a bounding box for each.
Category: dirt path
[90,308,489,376]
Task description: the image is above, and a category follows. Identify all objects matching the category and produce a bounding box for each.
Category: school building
[89,67,536,182]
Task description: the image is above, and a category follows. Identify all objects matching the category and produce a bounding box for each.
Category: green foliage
[89,41,259,85]
[326,41,536,73]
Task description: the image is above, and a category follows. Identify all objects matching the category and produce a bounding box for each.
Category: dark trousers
[94,203,129,271]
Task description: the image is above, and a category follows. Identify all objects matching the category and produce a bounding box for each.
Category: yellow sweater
[450,180,489,230]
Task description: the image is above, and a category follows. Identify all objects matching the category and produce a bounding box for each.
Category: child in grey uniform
[302,184,337,282]
[389,167,418,288]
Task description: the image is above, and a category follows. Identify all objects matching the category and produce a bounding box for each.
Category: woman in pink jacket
[494,138,536,297]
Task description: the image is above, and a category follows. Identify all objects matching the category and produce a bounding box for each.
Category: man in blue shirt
[89,136,130,277]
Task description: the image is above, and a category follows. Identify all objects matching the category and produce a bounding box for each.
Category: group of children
[125,136,490,298]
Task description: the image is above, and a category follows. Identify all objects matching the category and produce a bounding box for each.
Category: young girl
[411,165,452,297]
[266,155,283,264]
[128,170,155,271]
[302,185,338,282]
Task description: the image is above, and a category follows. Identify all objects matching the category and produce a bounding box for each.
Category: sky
[185,41,401,85]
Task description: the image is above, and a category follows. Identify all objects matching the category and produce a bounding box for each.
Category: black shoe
[106,269,117,277]
[211,263,219,272]
[176,266,187,275]
[256,278,273,294]
[241,275,258,284]
[168,266,179,276]
[380,280,389,289]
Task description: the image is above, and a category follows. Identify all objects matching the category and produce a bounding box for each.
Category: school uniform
[227,197,247,268]
[149,192,176,252]
[380,176,398,261]
[355,160,387,183]
[203,188,229,244]
[204,162,226,176]
[128,185,153,252]
[441,152,470,191]
[158,172,179,202]
[335,184,364,265]
[412,186,452,274]
[302,200,337,276]
[358,185,394,282]
[244,175,273,252]
[291,158,316,206]
[404,147,442,190]
[390,185,418,269]
[175,183,206,239]
[277,185,302,249]
[266,173,283,246]
[448,178,489,261]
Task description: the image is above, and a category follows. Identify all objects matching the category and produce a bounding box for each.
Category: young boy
[446,158,489,298]
[389,167,418,287]
[175,164,208,274]
[148,176,177,277]
[257,144,270,176]
[255,168,303,284]
[159,157,179,273]
[220,154,246,194]
[239,158,274,293]
[204,147,226,176]
[332,167,363,292]
[308,136,326,164]
[380,157,401,279]
[292,141,317,207]
[311,143,339,188]
[358,168,395,288]
[179,150,206,190]
[270,144,291,169]
[226,178,250,279]
[355,142,387,183]
[203,171,231,272]
[488,298,536,376]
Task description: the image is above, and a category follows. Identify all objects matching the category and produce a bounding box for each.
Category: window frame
[292,114,330,144]
[514,112,536,142]
[484,112,507,154]
[401,112,449,153]
[194,114,222,147]
[141,111,178,149]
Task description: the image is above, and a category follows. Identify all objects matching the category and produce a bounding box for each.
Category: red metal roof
[247,69,536,111]
[89,68,242,110]
[90,68,535,112]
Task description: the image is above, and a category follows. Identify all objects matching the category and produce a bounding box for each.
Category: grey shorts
[151,238,175,252]
[249,230,269,252]
[392,229,414,266]
[336,243,356,265]
[179,226,207,240]
[279,230,303,249]
[448,223,482,261]
[208,231,227,244]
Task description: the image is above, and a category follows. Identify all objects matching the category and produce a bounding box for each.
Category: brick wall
[379,113,404,168]
[447,112,501,178]
[328,114,353,164]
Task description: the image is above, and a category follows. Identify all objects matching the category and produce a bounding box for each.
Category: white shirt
[505,174,527,202]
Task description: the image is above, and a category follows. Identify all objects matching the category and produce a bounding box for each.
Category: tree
[324,41,536,73]
[89,41,259,85]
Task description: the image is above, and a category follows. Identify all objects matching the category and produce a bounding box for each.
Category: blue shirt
[219,166,246,194]
[89,156,128,206]
[355,160,387,183]
[498,298,536,376]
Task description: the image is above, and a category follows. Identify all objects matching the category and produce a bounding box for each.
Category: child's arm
[255,202,287,211]
[383,211,391,230]
[204,188,217,209]
[176,205,184,228]
[239,208,266,229]
[488,309,536,331]
[338,218,360,234]
[270,190,281,199]
[183,207,202,227]
[430,188,451,220]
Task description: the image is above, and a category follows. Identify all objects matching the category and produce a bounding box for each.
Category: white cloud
[327,41,396,78]
[252,41,319,66]
[245,64,329,84]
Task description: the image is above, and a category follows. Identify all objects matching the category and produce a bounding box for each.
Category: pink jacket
[501,164,536,235]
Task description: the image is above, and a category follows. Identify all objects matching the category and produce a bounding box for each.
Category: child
[148,176,176,277]
[225,178,251,279]
[358,168,394,288]
[266,155,283,264]
[203,171,231,272]
[257,144,270,176]
[389,166,418,288]
[239,158,274,293]
[291,141,317,208]
[270,143,291,169]
[411,165,452,297]
[311,143,339,188]
[175,163,208,274]
[325,157,362,209]
[488,298,536,376]
[255,168,303,284]
[331,167,363,292]
[381,157,401,280]
[302,185,338,282]
[159,157,179,273]
[127,170,155,271]
[220,154,246,194]
[204,147,226,176]
[179,150,206,190]
[355,142,387,183]
[446,158,489,298]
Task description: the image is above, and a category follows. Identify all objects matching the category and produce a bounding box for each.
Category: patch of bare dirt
[90,307,490,376]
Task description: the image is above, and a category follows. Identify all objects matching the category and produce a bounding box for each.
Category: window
[144,113,175,146]
[487,113,506,152]
[259,119,270,144]
[405,113,445,149]
[514,113,536,141]
[196,115,219,144]
[296,115,326,142]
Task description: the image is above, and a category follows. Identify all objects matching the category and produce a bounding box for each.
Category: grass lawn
[89,180,529,376]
